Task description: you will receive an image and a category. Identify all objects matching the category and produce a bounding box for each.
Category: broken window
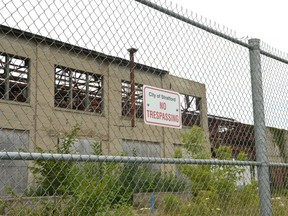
[121,80,143,118]
[0,53,29,103]
[54,65,103,113]
[180,94,201,127]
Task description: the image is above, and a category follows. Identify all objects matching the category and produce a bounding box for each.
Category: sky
[169,0,288,53]
[0,0,286,128]
[161,0,288,129]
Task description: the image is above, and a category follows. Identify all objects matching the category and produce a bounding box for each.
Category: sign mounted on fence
[143,85,182,129]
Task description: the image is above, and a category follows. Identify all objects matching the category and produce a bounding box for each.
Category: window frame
[54,65,103,113]
[121,80,143,118]
[0,53,30,103]
[180,94,201,127]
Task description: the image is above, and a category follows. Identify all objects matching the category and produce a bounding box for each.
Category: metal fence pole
[249,38,272,216]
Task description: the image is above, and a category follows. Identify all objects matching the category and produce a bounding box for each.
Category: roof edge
[0,25,169,76]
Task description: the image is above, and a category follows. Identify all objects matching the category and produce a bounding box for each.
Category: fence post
[248,38,272,216]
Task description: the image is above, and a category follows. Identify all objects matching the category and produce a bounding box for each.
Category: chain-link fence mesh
[0,0,287,215]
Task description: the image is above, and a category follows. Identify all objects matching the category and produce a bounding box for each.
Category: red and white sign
[143,85,182,129]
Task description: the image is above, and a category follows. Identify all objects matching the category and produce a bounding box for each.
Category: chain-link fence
[0,0,287,215]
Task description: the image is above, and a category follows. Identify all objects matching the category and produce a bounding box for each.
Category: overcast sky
[169,0,288,53]
[163,0,288,129]
[0,0,286,128]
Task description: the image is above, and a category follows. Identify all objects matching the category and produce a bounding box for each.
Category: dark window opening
[0,53,29,103]
[180,94,201,127]
[54,65,103,113]
[121,80,143,118]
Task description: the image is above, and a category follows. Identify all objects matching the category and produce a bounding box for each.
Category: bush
[28,125,186,214]
[163,194,184,214]
[163,193,222,216]
[30,125,81,196]
[24,125,266,215]
[176,126,256,213]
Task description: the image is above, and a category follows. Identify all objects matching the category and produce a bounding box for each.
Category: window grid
[121,80,143,118]
[180,94,201,127]
[54,65,103,113]
[0,53,29,103]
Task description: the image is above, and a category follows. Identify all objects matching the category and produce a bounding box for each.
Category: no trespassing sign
[143,85,182,129]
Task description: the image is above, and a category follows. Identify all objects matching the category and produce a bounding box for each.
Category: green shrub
[163,193,222,216]
[119,153,188,197]
[30,125,80,196]
[71,162,126,214]
[163,194,185,214]
[180,125,206,156]
[24,124,265,215]
[228,181,259,215]
[114,204,135,216]
[27,125,188,214]
[177,126,255,213]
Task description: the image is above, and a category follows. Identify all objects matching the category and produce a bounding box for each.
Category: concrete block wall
[0,31,210,157]
[0,30,210,194]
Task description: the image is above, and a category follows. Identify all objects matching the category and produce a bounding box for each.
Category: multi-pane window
[121,80,143,118]
[180,94,201,127]
[54,65,103,113]
[0,53,29,103]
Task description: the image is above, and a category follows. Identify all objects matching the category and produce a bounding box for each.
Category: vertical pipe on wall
[4,55,10,100]
[128,48,138,127]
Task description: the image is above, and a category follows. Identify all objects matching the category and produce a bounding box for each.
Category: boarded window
[0,53,29,102]
[54,65,103,113]
[0,129,29,196]
[121,139,160,171]
[121,80,143,118]
[59,138,101,155]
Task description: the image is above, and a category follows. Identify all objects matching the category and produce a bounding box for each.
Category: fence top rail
[136,0,288,65]
[260,49,288,65]
[0,152,261,166]
[135,0,251,49]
